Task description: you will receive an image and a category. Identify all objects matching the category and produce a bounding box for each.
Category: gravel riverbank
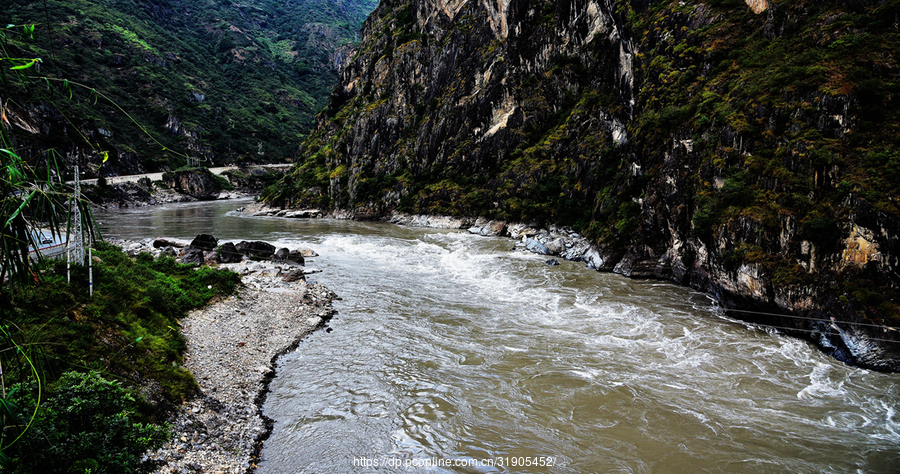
[120,241,339,473]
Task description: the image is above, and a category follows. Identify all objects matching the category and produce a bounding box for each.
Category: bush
[210,172,235,191]
[801,214,842,247]
[720,172,755,207]
[8,371,169,473]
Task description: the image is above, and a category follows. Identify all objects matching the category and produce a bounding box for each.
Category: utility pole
[67,165,85,286]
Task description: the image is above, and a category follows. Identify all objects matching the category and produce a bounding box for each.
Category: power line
[742,323,900,345]
[722,315,900,344]
[721,307,900,332]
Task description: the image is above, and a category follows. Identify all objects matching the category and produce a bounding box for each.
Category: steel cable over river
[97,198,900,473]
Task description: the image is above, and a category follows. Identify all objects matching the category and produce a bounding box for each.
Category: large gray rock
[162,168,219,200]
[218,242,243,263]
[525,238,549,255]
[180,248,205,265]
[282,269,306,282]
[190,234,218,251]
[153,238,189,249]
[273,248,290,261]
[544,238,566,256]
[235,241,276,260]
[287,250,306,266]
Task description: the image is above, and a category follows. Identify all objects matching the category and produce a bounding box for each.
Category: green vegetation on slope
[0,242,241,467]
[3,0,377,175]
[619,0,900,317]
[1,242,241,402]
[5,371,170,473]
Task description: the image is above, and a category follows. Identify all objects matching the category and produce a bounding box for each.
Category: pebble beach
[106,239,338,474]
[149,283,337,474]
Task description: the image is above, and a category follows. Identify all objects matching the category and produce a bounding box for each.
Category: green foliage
[800,213,841,248]
[1,242,241,404]
[209,171,236,191]
[7,371,169,473]
[719,171,755,208]
[4,0,378,172]
[691,197,719,239]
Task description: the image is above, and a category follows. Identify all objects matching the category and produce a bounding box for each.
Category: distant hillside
[2,0,378,176]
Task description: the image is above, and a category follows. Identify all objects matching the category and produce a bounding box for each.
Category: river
[96,198,900,473]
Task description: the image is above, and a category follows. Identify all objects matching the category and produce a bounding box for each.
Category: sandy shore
[147,266,337,473]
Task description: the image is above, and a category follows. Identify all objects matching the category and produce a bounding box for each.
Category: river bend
[97,199,900,473]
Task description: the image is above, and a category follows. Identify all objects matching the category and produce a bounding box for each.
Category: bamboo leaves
[7,58,40,71]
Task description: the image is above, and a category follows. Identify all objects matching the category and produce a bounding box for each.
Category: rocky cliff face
[268,0,900,371]
[163,168,224,200]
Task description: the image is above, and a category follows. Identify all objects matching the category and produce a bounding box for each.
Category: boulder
[190,234,218,251]
[153,238,188,249]
[525,238,549,255]
[162,168,219,200]
[282,209,324,218]
[282,269,306,283]
[468,218,508,237]
[218,242,243,263]
[287,250,306,266]
[235,241,276,260]
[160,246,177,258]
[299,248,318,258]
[544,238,566,256]
[508,224,540,240]
[180,248,205,265]
[274,248,290,261]
[545,258,560,266]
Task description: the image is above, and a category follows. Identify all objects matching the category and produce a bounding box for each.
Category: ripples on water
[96,201,900,473]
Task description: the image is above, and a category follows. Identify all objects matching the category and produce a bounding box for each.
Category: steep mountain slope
[266,0,900,370]
[2,0,377,176]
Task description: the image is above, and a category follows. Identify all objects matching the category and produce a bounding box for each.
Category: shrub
[210,172,235,191]
[720,172,755,207]
[800,214,842,248]
[8,371,169,473]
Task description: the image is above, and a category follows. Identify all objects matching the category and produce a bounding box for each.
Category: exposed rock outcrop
[163,169,222,201]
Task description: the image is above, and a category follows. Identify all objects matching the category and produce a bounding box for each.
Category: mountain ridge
[2,0,378,176]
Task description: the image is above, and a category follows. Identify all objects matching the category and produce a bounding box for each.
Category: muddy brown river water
[97,199,900,473]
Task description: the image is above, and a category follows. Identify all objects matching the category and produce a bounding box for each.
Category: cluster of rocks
[245,206,603,271]
[475,220,605,268]
[384,213,607,268]
[102,237,337,473]
[387,213,476,229]
[112,235,322,289]
[247,208,325,219]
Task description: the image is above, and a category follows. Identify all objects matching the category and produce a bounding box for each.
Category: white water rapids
[97,199,900,473]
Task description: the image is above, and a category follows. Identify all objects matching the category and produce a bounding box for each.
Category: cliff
[266,0,900,371]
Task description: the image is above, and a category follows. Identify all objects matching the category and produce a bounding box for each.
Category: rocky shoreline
[107,238,337,474]
[245,202,900,372]
[86,178,249,209]
[147,284,336,474]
